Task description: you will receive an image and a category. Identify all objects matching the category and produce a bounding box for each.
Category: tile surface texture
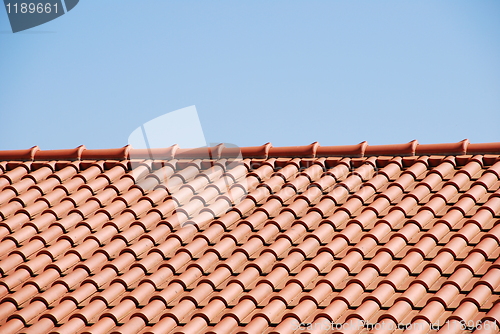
[0,141,499,334]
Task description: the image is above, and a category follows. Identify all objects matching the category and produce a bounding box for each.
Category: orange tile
[0,142,499,333]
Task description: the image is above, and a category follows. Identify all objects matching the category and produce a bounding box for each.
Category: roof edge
[1,140,500,161]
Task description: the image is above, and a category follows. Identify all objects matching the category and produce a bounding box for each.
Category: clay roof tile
[1,141,500,333]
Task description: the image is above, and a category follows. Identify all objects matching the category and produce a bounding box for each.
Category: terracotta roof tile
[0,141,500,333]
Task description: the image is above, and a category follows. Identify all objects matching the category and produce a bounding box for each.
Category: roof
[0,140,500,334]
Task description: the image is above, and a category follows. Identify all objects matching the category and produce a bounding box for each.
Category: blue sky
[1,1,499,150]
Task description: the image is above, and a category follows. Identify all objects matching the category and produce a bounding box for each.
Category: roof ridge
[1,140,500,161]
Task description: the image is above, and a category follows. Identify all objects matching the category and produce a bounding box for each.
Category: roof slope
[0,141,500,334]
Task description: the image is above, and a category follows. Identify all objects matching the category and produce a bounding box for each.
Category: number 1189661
[5,2,58,14]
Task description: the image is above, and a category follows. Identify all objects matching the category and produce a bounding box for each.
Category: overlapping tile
[0,140,499,333]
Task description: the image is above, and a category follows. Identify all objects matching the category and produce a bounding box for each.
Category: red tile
[365,141,418,157]
[1,142,500,333]
[0,318,25,333]
[316,142,367,158]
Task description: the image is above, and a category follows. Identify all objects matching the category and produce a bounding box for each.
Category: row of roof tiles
[1,140,500,161]
[0,145,499,333]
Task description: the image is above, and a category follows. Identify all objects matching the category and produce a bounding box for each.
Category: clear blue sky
[1,1,499,150]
